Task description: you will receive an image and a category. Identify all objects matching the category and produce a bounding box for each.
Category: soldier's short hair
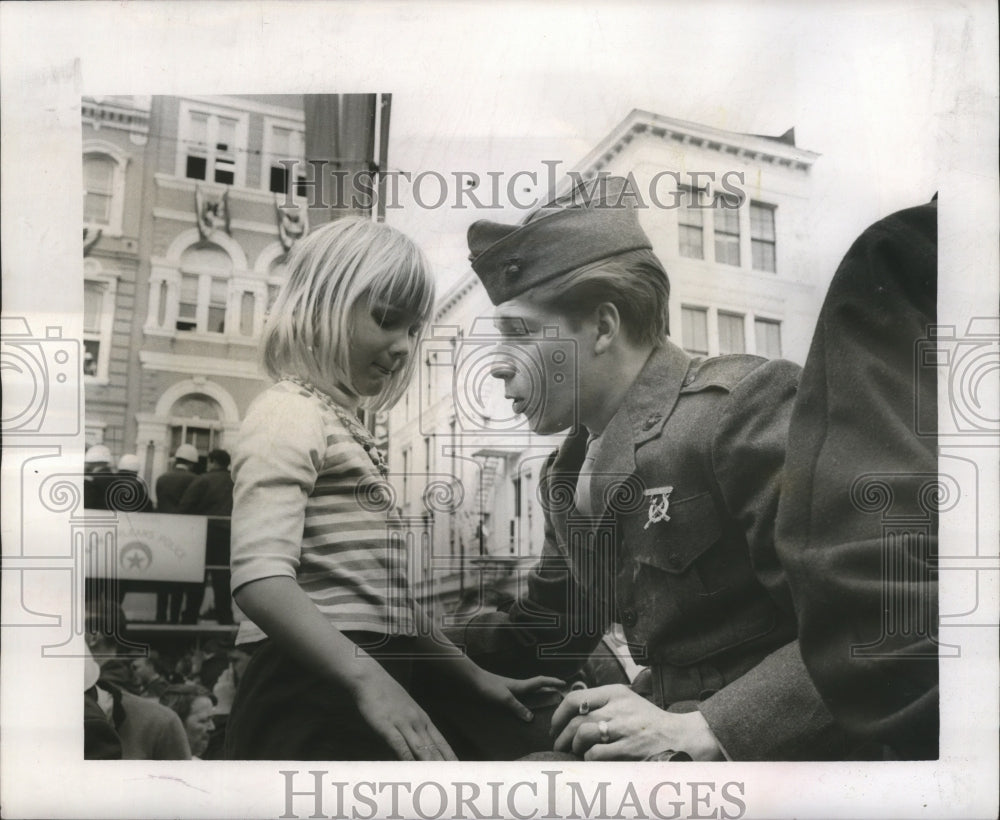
[525,248,671,346]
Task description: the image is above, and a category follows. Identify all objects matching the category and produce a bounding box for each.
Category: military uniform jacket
[459,340,843,760]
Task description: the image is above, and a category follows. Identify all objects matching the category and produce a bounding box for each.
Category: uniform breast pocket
[630,492,724,591]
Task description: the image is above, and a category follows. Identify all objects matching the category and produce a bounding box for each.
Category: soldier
[455,175,846,760]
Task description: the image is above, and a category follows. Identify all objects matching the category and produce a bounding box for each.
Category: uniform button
[643,413,662,430]
[620,609,638,627]
[667,553,682,569]
[682,372,695,387]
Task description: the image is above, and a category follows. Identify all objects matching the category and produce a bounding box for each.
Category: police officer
[455,175,845,761]
[83,444,114,510]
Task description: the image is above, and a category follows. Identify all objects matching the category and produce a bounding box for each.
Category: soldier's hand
[551,684,725,761]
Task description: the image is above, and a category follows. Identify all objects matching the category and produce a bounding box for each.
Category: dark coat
[106,473,154,513]
[178,468,234,516]
[775,201,938,759]
[457,340,844,760]
[155,467,197,513]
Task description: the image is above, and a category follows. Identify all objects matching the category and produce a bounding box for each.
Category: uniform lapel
[587,341,692,523]
[547,428,588,549]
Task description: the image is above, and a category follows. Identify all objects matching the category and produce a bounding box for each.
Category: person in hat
[83,444,114,510]
[109,453,154,513]
[453,175,846,761]
[155,443,200,513]
[154,443,201,623]
[179,449,236,624]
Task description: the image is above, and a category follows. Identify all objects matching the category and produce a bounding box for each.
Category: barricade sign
[84,513,208,583]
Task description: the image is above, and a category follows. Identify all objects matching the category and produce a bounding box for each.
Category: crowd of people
[83,179,938,762]
[84,598,251,760]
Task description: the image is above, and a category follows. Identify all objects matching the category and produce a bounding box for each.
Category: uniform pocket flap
[631,491,722,574]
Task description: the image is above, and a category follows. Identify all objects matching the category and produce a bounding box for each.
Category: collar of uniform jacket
[554,340,693,526]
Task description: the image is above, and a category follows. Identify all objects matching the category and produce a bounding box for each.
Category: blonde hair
[262,217,435,411]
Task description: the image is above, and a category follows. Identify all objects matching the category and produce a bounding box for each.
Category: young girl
[224,218,559,761]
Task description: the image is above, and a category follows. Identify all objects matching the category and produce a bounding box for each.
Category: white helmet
[117,454,141,473]
[85,444,112,464]
[174,443,200,464]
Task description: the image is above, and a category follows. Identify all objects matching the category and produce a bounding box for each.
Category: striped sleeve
[230,388,324,594]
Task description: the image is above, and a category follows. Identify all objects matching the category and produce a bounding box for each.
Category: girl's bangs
[366,254,434,320]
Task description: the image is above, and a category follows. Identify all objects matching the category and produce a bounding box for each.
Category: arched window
[82,145,128,236]
[83,156,115,225]
[176,244,232,334]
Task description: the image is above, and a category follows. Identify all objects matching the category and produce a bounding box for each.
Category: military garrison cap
[467,175,653,305]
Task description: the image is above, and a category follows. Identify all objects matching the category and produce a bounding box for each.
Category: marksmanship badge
[643,485,674,529]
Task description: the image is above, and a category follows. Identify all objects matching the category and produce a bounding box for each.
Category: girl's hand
[467,669,565,722]
[350,665,458,761]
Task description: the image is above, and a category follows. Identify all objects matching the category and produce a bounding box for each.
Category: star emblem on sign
[120,541,153,572]
[643,486,673,530]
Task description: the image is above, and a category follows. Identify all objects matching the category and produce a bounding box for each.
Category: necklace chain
[282,377,388,478]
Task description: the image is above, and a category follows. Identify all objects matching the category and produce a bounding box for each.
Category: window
[178,103,248,187]
[263,119,307,197]
[83,156,115,225]
[750,203,776,272]
[681,306,709,355]
[677,186,704,259]
[83,261,117,382]
[175,244,233,334]
[239,291,256,336]
[266,254,289,315]
[754,318,782,358]
[266,284,282,312]
[83,280,107,378]
[718,312,746,354]
[714,194,741,266]
[82,146,127,236]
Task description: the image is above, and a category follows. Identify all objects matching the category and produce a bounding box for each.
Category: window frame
[717,310,747,355]
[82,142,129,238]
[83,261,119,384]
[261,115,307,200]
[754,315,783,358]
[176,100,249,188]
[680,305,710,356]
[712,193,742,267]
[676,185,706,260]
[750,201,777,273]
[174,246,234,336]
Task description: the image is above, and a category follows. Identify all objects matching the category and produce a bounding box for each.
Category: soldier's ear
[593,302,620,354]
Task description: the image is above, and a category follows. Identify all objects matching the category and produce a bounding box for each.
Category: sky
[4,1,996,306]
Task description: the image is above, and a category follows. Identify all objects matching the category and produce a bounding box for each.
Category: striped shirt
[230,380,416,644]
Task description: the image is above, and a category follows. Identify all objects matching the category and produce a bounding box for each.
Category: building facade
[82,94,309,490]
[82,96,151,456]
